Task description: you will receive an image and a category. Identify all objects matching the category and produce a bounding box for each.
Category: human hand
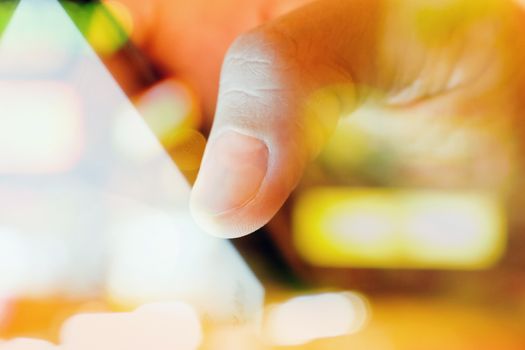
[119,0,310,120]
[126,0,525,238]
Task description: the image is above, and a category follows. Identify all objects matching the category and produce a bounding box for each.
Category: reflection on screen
[0,0,262,326]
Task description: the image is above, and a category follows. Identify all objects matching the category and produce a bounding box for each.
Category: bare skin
[122,0,525,237]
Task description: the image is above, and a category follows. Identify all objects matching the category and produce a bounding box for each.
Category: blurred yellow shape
[136,79,200,139]
[164,128,206,170]
[413,0,503,45]
[402,192,504,266]
[293,188,505,269]
[263,292,370,346]
[135,79,204,182]
[86,1,133,56]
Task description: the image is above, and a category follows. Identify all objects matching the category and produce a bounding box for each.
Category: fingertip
[189,130,270,238]
[189,167,291,238]
[190,189,274,238]
[189,200,261,239]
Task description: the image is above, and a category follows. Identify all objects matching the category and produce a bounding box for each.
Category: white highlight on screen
[0,82,83,173]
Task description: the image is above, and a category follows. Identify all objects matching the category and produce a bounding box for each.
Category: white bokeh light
[264,292,370,346]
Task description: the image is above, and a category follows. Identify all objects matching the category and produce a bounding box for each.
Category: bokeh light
[87,1,133,56]
[263,292,370,346]
[61,302,202,350]
[293,188,505,268]
[0,81,83,174]
[134,78,205,182]
[63,0,133,56]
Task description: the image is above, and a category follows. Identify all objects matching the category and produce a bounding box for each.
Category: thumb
[190,0,374,238]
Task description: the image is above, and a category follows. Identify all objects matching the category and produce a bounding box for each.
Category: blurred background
[0,0,525,349]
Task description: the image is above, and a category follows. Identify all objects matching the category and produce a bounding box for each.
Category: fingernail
[192,130,268,215]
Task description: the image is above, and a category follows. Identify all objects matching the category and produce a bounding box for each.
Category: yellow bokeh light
[135,79,204,182]
[293,188,506,269]
[86,1,133,56]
